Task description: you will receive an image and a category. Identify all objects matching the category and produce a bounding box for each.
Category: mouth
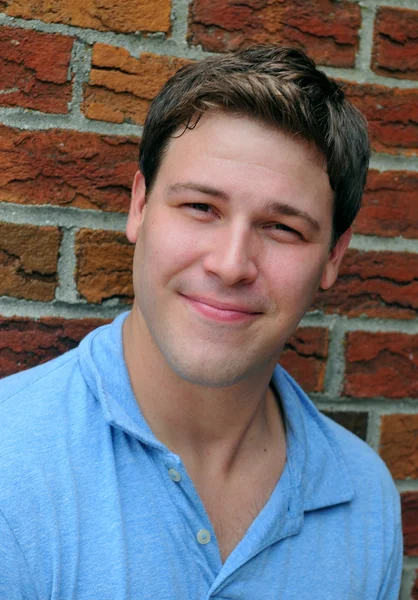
[180,294,261,323]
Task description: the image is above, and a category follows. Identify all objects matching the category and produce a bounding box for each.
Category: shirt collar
[79,312,355,512]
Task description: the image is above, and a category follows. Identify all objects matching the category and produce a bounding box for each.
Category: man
[0,47,401,598]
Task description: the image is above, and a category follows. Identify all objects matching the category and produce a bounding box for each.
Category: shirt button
[197,529,211,545]
[168,468,182,482]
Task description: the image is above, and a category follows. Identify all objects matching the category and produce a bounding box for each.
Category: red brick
[279,327,328,392]
[188,0,361,67]
[355,170,418,239]
[0,317,109,378]
[0,222,61,302]
[372,7,418,81]
[0,26,73,113]
[380,414,418,479]
[0,126,138,212]
[83,47,191,125]
[343,81,418,156]
[401,493,418,556]
[320,411,368,441]
[345,332,418,399]
[3,0,171,34]
[75,230,134,304]
[315,250,418,320]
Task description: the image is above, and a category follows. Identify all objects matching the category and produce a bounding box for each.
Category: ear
[126,170,147,244]
[319,227,352,290]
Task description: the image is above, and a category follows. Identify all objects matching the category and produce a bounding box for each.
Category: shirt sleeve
[0,508,38,600]
[377,510,403,600]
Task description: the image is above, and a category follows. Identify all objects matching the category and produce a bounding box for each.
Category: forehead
[153,112,333,219]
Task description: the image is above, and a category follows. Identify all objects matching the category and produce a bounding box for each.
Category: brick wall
[0,0,416,594]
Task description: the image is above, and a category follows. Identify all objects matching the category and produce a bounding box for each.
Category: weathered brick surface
[0,222,61,302]
[345,333,418,399]
[75,230,134,303]
[0,126,138,212]
[0,317,108,378]
[3,0,171,34]
[343,81,418,155]
[372,7,418,81]
[380,414,418,479]
[320,411,368,441]
[188,0,361,67]
[0,26,73,113]
[355,170,418,239]
[279,327,328,392]
[401,493,418,556]
[315,250,418,320]
[83,47,191,125]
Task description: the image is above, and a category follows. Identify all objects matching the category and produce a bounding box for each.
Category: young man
[0,47,402,598]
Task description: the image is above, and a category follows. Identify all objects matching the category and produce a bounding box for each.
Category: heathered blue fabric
[0,313,402,599]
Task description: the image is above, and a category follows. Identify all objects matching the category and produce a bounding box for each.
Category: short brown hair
[139,46,370,246]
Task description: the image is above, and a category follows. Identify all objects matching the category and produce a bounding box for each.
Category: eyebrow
[167,182,321,232]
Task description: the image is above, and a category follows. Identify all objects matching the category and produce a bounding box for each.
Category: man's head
[126,46,369,389]
[139,46,370,248]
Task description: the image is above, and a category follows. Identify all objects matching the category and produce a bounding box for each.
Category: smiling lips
[181,294,261,323]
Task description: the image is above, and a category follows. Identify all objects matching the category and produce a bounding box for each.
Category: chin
[164,353,253,389]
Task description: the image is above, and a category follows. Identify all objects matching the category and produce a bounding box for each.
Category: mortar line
[0,297,128,320]
[314,399,418,413]
[355,3,377,74]
[400,568,415,600]
[365,409,381,451]
[323,318,346,397]
[68,40,93,119]
[55,228,79,304]
[170,0,194,45]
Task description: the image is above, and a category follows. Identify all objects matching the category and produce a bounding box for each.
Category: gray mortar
[400,568,417,600]
[0,296,125,320]
[323,318,347,397]
[68,40,93,118]
[55,228,81,304]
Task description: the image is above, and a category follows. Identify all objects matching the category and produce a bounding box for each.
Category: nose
[202,222,258,286]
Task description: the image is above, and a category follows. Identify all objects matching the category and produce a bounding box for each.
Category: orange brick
[380,414,418,479]
[355,170,418,239]
[315,250,418,320]
[75,230,134,304]
[188,0,361,67]
[343,81,418,156]
[345,332,418,399]
[83,47,191,125]
[0,126,138,212]
[0,317,109,378]
[0,222,61,302]
[0,26,73,113]
[3,0,171,34]
[372,7,418,81]
[279,327,328,392]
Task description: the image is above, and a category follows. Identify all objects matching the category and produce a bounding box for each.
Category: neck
[123,307,285,474]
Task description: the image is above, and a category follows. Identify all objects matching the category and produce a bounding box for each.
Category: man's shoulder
[0,348,90,462]
[320,411,399,509]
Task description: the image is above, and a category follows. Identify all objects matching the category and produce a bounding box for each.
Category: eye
[265,223,303,239]
[187,203,212,213]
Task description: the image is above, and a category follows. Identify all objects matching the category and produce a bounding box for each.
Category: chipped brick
[3,0,171,34]
[345,332,418,399]
[0,126,138,212]
[83,47,191,125]
[279,327,328,392]
[372,7,418,81]
[0,317,109,378]
[355,170,418,239]
[315,250,418,320]
[75,230,134,304]
[0,222,60,302]
[188,0,361,67]
[380,414,418,479]
[0,26,73,113]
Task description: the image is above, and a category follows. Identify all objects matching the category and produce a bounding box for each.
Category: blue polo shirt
[0,313,402,599]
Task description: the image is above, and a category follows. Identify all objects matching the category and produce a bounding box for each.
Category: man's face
[127,112,351,388]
